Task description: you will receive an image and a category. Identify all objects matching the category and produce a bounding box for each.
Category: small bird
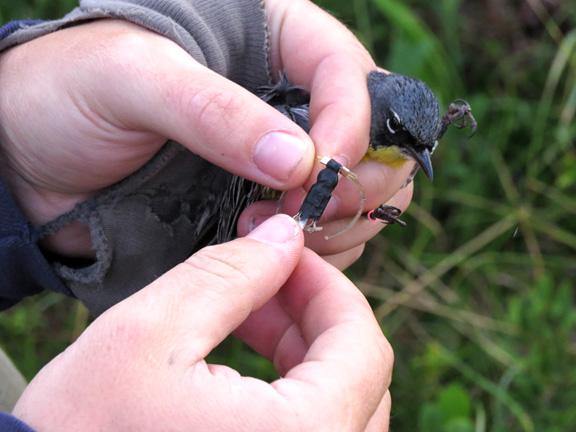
[364,71,441,180]
[256,71,475,231]
[260,71,475,180]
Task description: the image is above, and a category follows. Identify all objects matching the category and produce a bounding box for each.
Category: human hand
[12,215,393,431]
[0,0,414,265]
[238,0,415,269]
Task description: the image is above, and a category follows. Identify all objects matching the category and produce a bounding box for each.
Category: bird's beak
[409,147,434,180]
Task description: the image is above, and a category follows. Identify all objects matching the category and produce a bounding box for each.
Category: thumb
[12,215,303,430]
[96,24,315,190]
[98,214,304,366]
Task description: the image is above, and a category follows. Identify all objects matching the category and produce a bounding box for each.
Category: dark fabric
[0,20,44,40]
[0,412,35,432]
[0,180,72,310]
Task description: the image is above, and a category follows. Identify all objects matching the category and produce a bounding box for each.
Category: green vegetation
[1,1,575,430]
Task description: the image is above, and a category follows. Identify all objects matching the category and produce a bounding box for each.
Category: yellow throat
[363,145,410,168]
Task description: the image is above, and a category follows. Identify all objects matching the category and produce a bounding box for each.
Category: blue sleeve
[0,20,44,40]
[0,412,35,432]
[0,178,72,310]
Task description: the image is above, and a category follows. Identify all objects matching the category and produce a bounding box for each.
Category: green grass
[1,1,575,431]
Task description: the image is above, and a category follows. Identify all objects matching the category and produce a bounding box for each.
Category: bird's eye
[386,112,402,134]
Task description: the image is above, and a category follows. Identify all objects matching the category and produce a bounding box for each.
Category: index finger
[267,0,376,166]
[272,249,394,430]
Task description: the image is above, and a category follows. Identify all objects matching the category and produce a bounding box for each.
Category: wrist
[1,167,93,258]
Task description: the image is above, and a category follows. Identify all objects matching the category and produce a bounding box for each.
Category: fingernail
[254,132,308,181]
[247,215,271,233]
[247,214,300,244]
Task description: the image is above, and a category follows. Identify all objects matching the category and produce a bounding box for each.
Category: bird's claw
[442,99,477,137]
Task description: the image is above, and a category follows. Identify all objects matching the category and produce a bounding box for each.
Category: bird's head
[367,72,442,180]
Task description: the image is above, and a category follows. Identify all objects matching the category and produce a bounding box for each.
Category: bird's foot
[367,205,407,227]
[441,99,477,137]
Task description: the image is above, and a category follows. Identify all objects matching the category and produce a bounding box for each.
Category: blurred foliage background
[1,0,575,431]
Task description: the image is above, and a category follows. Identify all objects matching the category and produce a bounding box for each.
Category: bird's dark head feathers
[367,72,443,179]
[368,72,441,151]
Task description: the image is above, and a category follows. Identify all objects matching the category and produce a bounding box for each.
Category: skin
[13,215,394,431]
[0,0,418,429]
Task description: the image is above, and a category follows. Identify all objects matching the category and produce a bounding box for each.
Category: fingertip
[246,213,303,246]
[237,201,279,237]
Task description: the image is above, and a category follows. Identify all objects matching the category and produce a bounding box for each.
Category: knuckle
[181,245,252,295]
[75,28,158,84]
[184,86,244,133]
[105,30,154,60]
[91,29,153,67]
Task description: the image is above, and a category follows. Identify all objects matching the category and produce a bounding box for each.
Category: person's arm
[0,20,44,40]
[0,412,34,432]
